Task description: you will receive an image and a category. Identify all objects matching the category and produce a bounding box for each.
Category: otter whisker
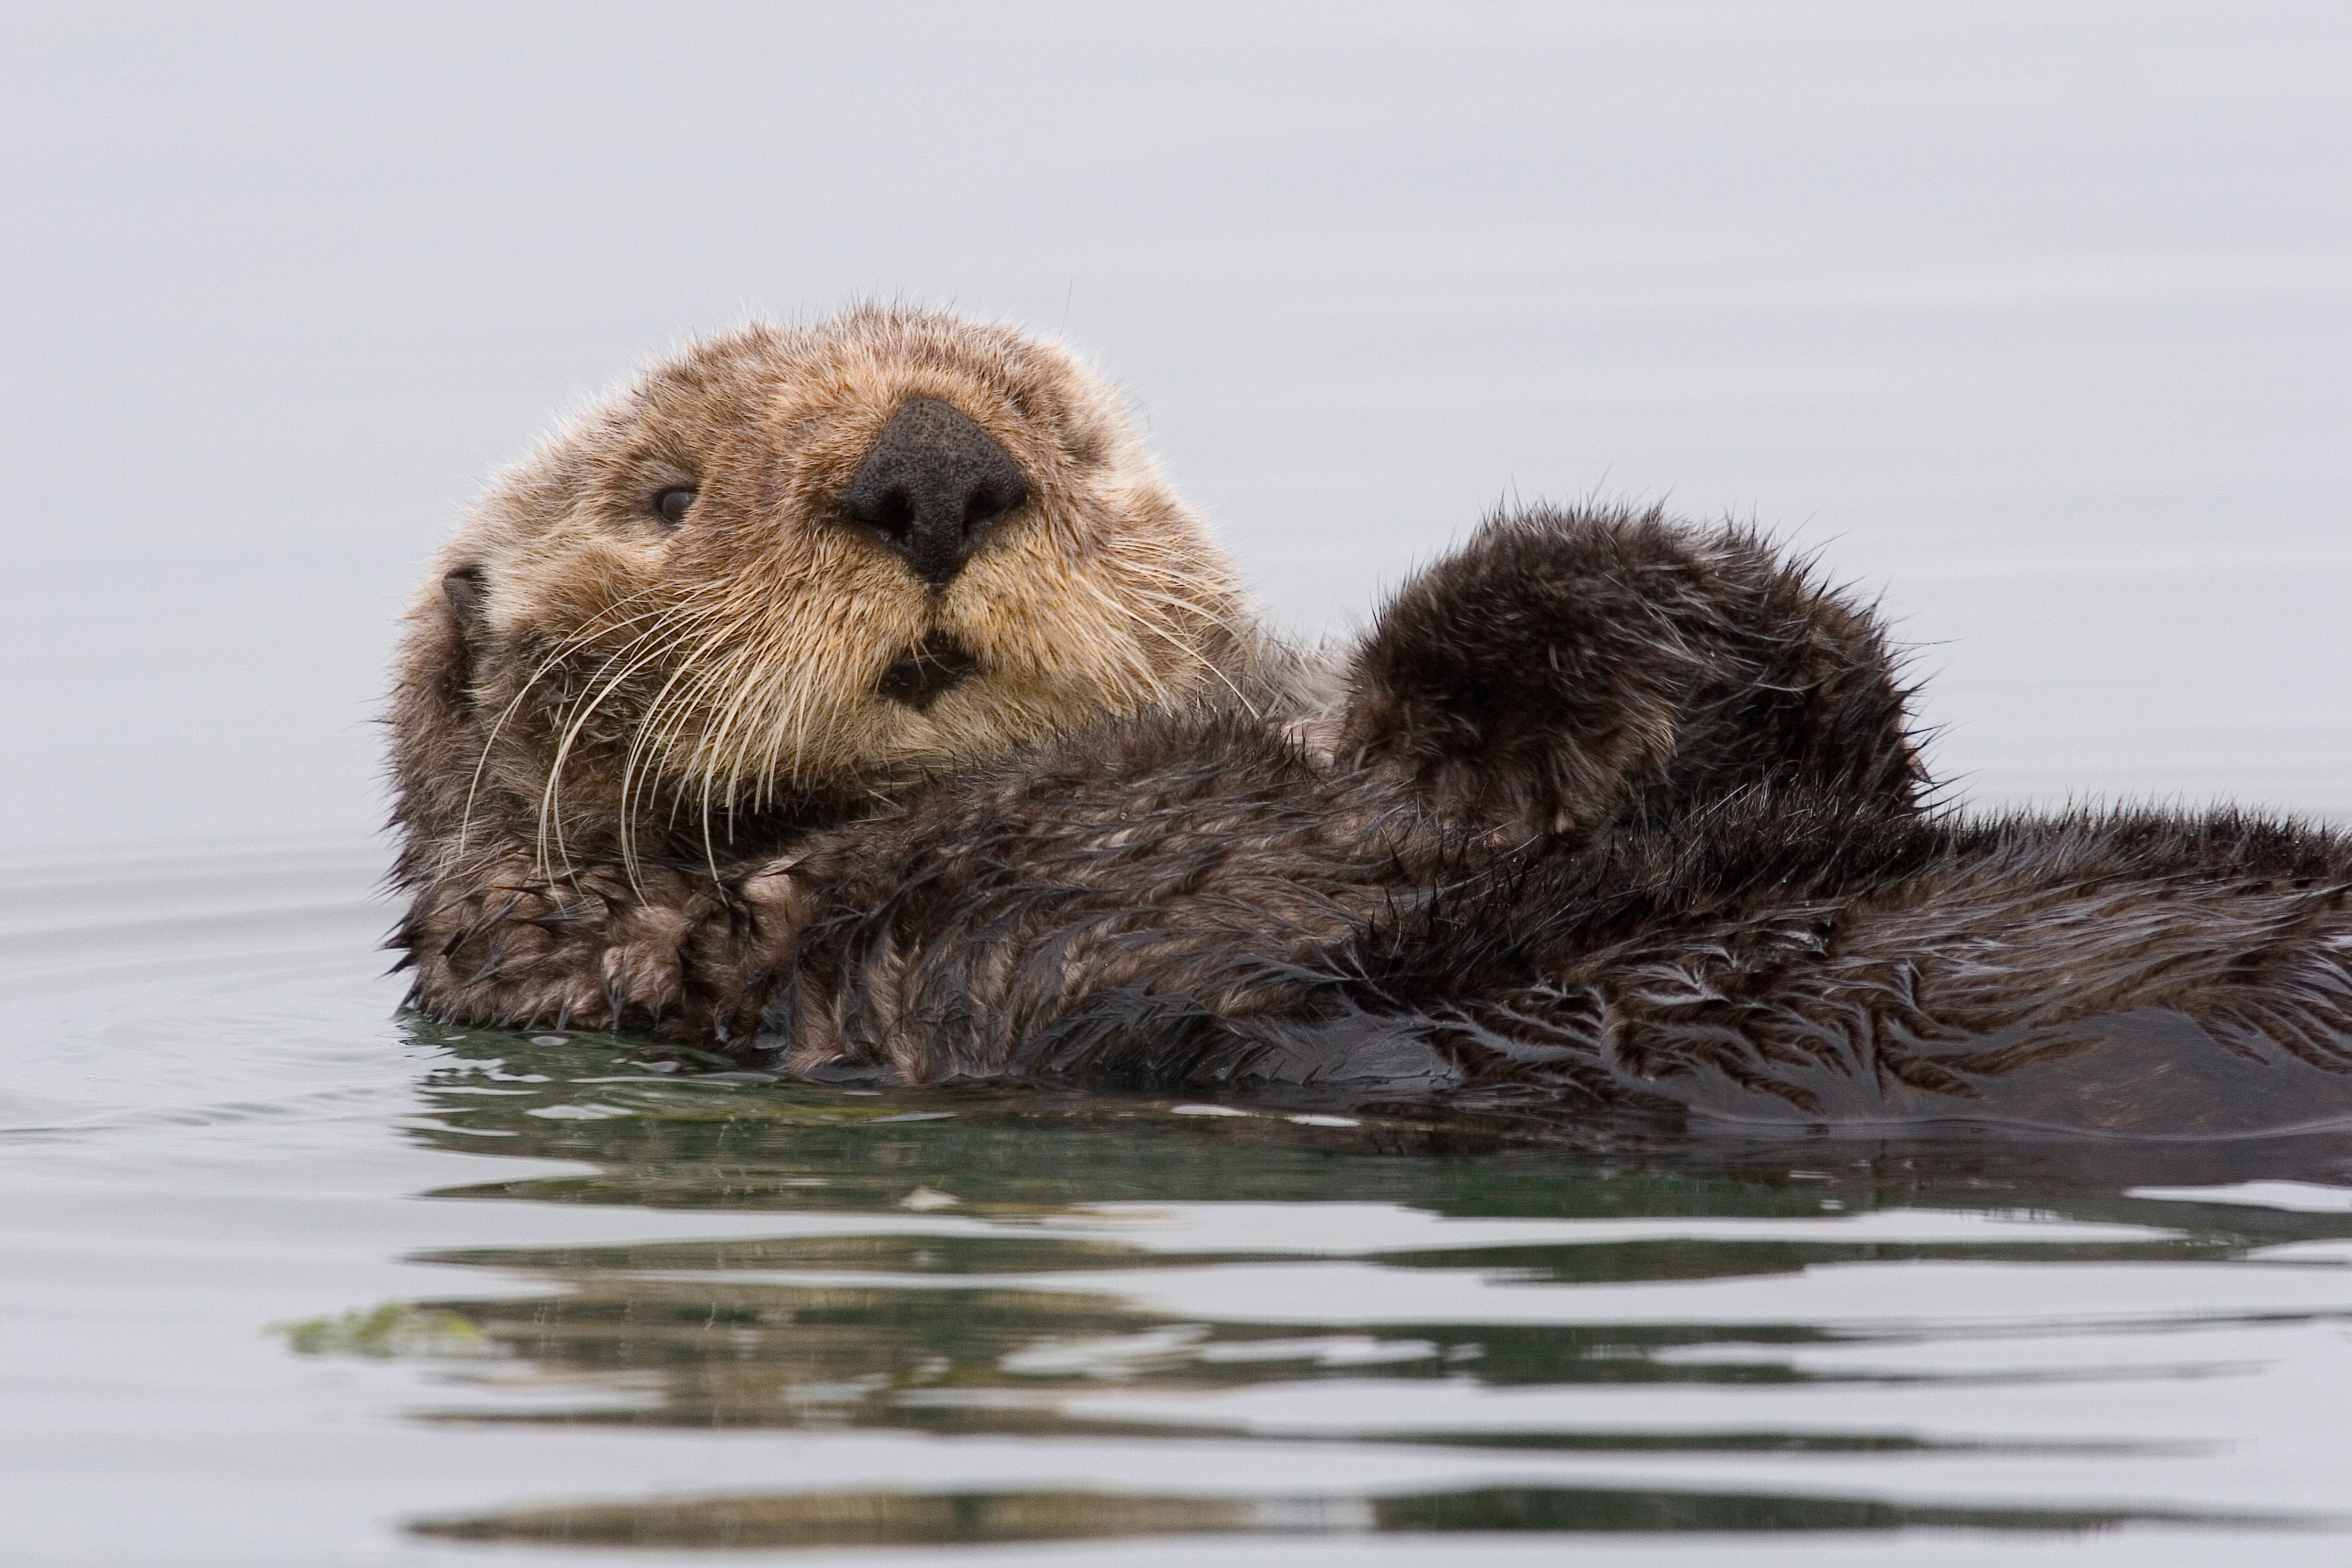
[622,609,797,867]
[616,614,750,885]
[667,635,773,809]
[548,599,741,879]
[530,599,734,873]
[458,588,680,864]
[671,632,803,875]
[1065,570,1250,714]
[536,609,726,881]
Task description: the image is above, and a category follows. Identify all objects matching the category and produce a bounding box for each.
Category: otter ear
[442,565,488,632]
[440,566,488,707]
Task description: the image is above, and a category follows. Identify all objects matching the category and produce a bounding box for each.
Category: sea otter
[391,310,2352,1135]
[391,306,1287,1033]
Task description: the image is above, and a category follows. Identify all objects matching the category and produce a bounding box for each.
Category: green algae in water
[276,1302,497,1360]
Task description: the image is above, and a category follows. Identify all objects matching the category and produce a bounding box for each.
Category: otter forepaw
[401,860,744,1035]
[1333,505,1708,837]
[1334,503,1924,835]
[399,865,622,1030]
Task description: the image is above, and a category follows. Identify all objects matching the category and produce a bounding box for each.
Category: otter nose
[838,397,1030,589]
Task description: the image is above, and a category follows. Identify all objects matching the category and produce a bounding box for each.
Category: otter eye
[653,487,696,526]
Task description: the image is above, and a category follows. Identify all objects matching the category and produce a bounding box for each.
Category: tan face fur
[391,306,1266,878]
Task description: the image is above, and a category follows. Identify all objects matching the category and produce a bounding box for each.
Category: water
[9,842,2352,1565]
[5,5,2351,1563]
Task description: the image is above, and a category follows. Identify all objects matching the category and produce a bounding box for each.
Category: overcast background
[3,0,2345,856]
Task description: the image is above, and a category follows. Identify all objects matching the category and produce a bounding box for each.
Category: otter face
[405,305,1262,871]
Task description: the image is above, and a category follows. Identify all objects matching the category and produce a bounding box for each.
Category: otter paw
[403,861,732,1034]
[1334,506,1703,836]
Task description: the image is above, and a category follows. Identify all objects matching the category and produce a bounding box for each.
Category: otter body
[752,513,2352,1137]
[769,722,2352,1138]
[391,312,2352,1136]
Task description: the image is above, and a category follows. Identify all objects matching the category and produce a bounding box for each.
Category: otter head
[392,305,1265,875]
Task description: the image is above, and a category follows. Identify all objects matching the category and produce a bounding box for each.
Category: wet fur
[1330,508,1926,836]
[390,307,1279,1034]
[748,509,2352,1132]
[389,336,2352,1131]
[763,735,2352,1133]
[758,506,1932,1075]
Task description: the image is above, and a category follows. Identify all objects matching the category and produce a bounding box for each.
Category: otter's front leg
[1331,504,1926,839]
[393,852,804,1042]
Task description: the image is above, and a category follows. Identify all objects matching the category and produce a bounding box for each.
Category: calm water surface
[7,838,2352,1565]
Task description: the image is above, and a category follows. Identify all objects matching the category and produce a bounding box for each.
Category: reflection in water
[413,1483,2314,1549]
[271,1027,2352,1547]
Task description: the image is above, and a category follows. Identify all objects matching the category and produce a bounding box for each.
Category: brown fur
[750,717,2352,1136]
[756,507,1934,1085]
[388,350,2352,1135]
[390,306,1279,1034]
[741,508,2352,1136]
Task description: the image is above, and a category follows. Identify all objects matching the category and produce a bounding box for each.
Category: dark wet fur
[1334,508,1926,835]
[395,504,2352,1134]
[754,726,2352,1136]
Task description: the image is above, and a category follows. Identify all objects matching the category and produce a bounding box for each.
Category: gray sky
[4,0,2346,852]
